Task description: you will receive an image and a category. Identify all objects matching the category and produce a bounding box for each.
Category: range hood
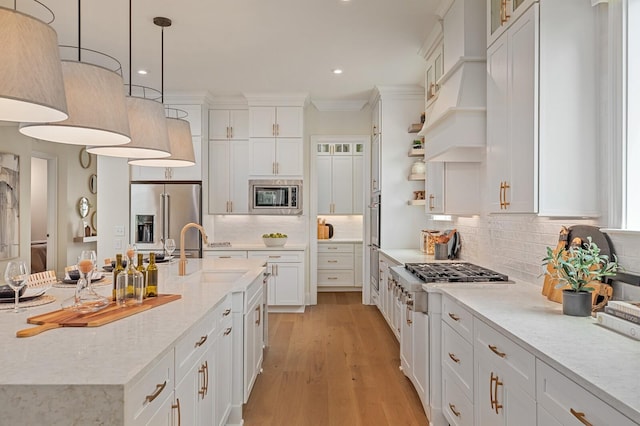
[419,57,486,162]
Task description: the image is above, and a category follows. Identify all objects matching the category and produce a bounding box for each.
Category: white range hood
[419,57,486,162]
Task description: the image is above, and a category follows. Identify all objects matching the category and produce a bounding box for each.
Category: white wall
[96,156,130,266]
[30,157,47,241]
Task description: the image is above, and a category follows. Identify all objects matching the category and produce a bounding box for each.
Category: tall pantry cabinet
[486,0,599,217]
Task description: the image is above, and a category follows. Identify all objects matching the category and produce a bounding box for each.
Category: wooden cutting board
[16,294,181,338]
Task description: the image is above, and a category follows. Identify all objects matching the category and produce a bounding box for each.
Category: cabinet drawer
[175,308,217,380]
[442,295,474,343]
[474,319,535,398]
[442,369,473,426]
[217,295,233,327]
[126,349,174,425]
[318,253,353,269]
[204,250,248,259]
[318,243,354,253]
[442,322,473,401]
[318,270,354,287]
[536,360,638,426]
[248,250,302,263]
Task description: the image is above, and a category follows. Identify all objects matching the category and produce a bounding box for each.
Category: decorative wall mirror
[78,197,90,218]
[89,174,97,194]
[79,148,91,169]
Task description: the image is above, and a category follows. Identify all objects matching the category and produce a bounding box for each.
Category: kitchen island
[0,258,267,425]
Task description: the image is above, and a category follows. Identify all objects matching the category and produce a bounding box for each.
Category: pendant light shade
[0,7,68,123]
[20,61,131,145]
[129,117,195,167]
[86,96,171,158]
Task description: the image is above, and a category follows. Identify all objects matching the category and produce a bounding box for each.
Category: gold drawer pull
[570,408,593,426]
[219,256,231,259]
[448,352,460,364]
[195,335,208,347]
[448,312,460,322]
[449,403,460,417]
[488,344,506,358]
[145,380,167,403]
[269,255,281,258]
[328,277,338,280]
[328,260,338,263]
[224,327,232,336]
[223,308,231,316]
[172,398,181,426]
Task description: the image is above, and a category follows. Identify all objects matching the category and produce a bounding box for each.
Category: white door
[275,138,303,176]
[317,156,332,214]
[331,156,353,214]
[275,106,303,137]
[353,154,364,214]
[273,263,303,305]
[249,107,276,137]
[250,138,277,175]
[208,140,230,214]
[209,110,231,140]
[230,140,250,213]
[426,162,444,214]
[229,110,249,140]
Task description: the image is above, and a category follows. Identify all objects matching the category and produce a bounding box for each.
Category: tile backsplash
[204,215,310,244]
[428,215,640,287]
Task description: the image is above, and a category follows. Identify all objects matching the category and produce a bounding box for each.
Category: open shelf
[407,199,426,206]
[408,173,425,181]
[408,147,425,157]
[408,123,422,133]
[73,236,98,243]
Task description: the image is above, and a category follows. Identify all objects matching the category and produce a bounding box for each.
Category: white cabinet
[214,310,233,426]
[425,162,480,215]
[425,42,444,104]
[371,134,380,192]
[536,360,638,426]
[412,311,429,412]
[249,250,304,306]
[487,0,536,48]
[204,250,248,259]
[208,140,249,214]
[317,141,364,214]
[474,319,536,426]
[400,294,414,381]
[209,109,249,140]
[354,243,363,287]
[317,243,356,288]
[249,106,303,138]
[243,281,264,401]
[174,348,213,426]
[126,349,175,426]
[486,1,599,216]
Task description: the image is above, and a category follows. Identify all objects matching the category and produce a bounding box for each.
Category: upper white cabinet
[208,108,250,214]
[209,109,249,140]
[425,43,444,105]
[249,106,303,138]
[316,141,364,215]
[486,1,599,216]
[488,0,536,48]
[248,105,303,178]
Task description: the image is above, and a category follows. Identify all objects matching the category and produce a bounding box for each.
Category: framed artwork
[0,152,20,260]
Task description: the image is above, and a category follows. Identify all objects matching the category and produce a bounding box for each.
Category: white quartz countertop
[0,258,266,387]
[380,248,435,265]
[427,281,640,421]
[318,239,363,243]
[204,243,307,251]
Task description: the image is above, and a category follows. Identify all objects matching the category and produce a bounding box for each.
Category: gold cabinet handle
[494,373,503,414]
[172,398,181,426]
[276,123,280,136]
[372,124,378,136]
[269,255,282,258]
[448,352,460,364]
[448,312,460,322]
[204,360,209,396]
[570,408,594,426]
[503,182,511,208]
[256,305,261,325]
[219,256,231,259]
[195,335,208,348]
[328,260,338,263]
[230,126,233,138]
[224,327,232,336]
[488,344,506,358]
[499,181,504,209]
[145,381,167,403]
[429,194,435,211]
[223,308,231,316]
[230,201,233,212]
[328,277,338,280]
[448,403,461,417]
[226,126,230,139]
[198,363,206,398]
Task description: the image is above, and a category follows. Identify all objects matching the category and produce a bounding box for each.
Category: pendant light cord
[129,0,132,96]
[77,0,81,61]
[161,25,164,104]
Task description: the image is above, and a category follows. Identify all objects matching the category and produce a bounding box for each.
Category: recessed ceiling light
[137,69,148,75]
[332,69,343,75]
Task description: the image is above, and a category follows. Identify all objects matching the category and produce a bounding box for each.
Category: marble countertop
[427,281,640,421]
[0,258,266,387]
[379,248,436,265]
[204,243,307,251]
[318,239,363,243]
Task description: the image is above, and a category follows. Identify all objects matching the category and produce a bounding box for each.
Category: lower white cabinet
[214,308,233,426]
[249,250,304,306]
[243,282,264,401]
[536,360,638,426]
[126,349,175,425]
[412,311,429,412]
[443,368,474,426]
[204,250,248,259]
[175,348,214,425]
[317,243,356,288]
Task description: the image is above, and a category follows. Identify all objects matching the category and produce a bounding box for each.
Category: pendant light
[86,0,170,158]
[19,0,130,145]
[128,16,195,168]
[0,5,68,123]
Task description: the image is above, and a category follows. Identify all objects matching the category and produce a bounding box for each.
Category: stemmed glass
[4,260,29,313]
[63,250,109,313]
[164,238,176,261]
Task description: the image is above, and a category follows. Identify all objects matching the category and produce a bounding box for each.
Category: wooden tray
[16,294,181,338]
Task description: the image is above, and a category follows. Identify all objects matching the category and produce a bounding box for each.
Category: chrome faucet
[178,222,209,276]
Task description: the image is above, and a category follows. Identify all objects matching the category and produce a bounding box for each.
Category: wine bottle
[136,253,147,298]
[146,252,158,298]
[112,253,125,301]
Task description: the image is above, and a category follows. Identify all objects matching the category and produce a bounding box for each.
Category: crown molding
[373,85,424,100]
[243,92,309,107]
[310,99,368,112]
[208,96,248,109]
[163,91,215,105]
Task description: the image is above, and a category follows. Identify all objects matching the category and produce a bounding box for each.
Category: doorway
[30,154,57,273]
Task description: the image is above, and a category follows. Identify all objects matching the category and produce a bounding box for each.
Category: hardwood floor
[243,292,428,426]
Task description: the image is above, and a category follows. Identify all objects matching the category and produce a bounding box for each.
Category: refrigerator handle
[165,193,171,239]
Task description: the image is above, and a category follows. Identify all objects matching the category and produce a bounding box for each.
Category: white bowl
[262,237,287,247]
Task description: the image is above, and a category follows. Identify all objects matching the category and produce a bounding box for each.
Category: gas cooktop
[405,262,509,283]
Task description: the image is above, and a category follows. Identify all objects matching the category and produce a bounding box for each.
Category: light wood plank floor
[243,292,429,426]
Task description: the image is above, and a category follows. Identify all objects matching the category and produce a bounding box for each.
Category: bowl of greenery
[262,233,288,247]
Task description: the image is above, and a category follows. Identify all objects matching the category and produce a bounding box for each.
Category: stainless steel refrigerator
[130,182,202,258]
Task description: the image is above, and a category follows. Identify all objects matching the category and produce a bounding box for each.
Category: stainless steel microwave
[249,179,302,215]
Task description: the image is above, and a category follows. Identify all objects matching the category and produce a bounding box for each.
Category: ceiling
[4,0,441,104]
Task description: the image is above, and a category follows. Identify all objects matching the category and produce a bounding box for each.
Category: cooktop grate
[404,262,509,283]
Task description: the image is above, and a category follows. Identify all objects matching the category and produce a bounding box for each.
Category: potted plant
[542,237,620,317]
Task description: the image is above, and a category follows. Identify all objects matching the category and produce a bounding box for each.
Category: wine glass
[164,238,176,260]
[4,260,29,313]
[71,250,109,313]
